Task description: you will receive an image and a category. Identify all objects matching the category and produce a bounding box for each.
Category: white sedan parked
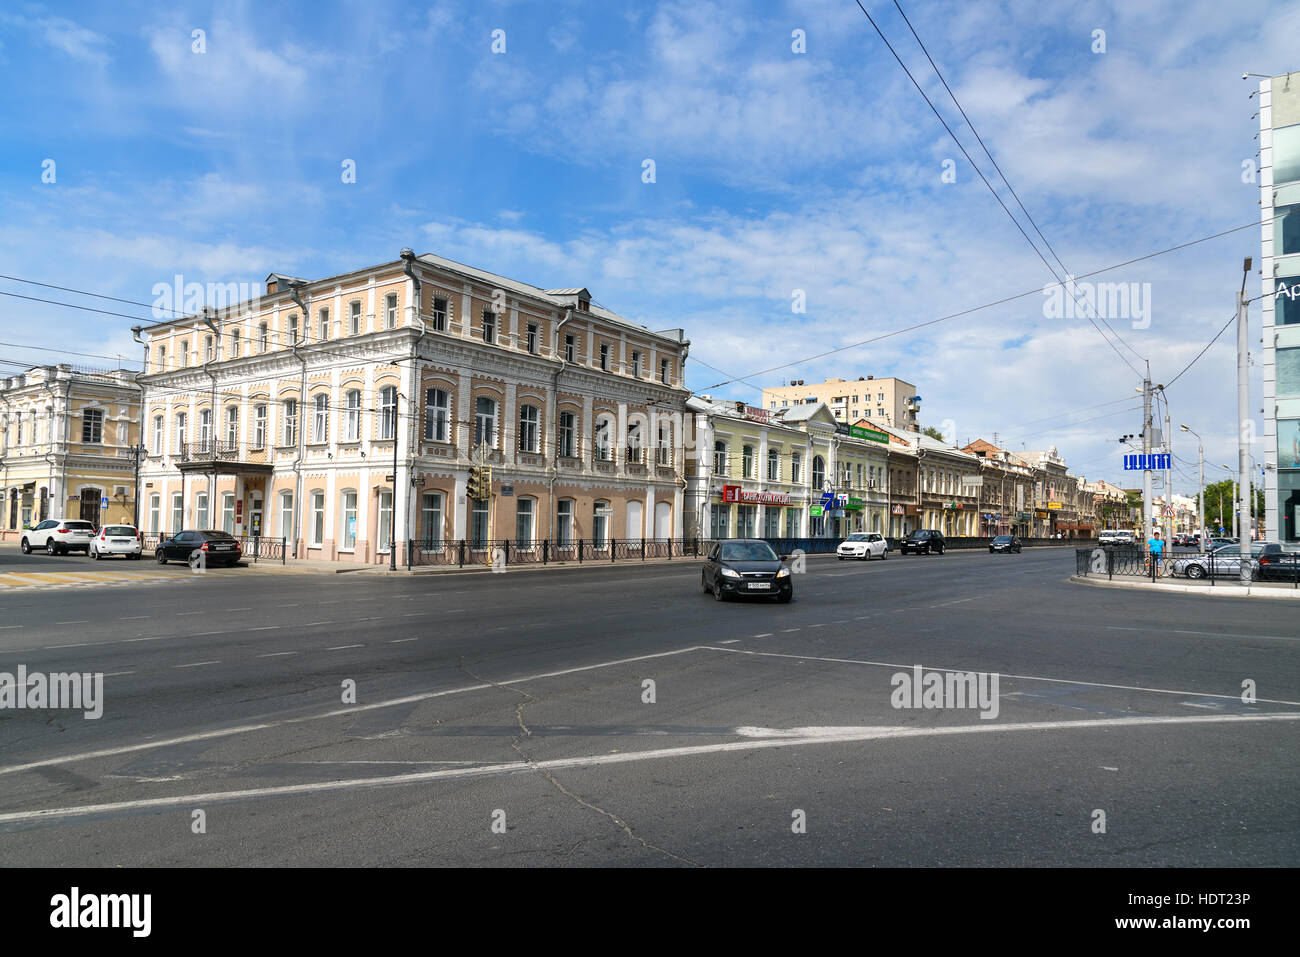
[90,524,143,560]
[837,532,888,560]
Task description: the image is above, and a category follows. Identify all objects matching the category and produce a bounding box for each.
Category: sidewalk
[1070,574,1300,600]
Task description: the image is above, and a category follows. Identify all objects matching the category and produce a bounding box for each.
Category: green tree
[921,426,947,442]
[1196,479,1263,532]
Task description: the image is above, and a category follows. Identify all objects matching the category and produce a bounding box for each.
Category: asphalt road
[0,545,1296,866]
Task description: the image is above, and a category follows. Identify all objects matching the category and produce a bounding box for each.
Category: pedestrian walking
[1147,530,1165,576]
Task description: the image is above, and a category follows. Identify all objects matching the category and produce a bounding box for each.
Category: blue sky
[2,0,1297,491]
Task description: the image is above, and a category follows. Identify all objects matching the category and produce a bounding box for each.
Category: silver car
[1170,543,1263,580]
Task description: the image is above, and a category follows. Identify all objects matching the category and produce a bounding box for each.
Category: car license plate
[112,539,131,544]
[749,582,771,590]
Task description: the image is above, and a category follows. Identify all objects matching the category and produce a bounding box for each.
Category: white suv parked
[90,524,143,560]
[21,519,96,555]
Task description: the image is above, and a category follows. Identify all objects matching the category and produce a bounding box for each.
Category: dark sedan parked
[989,535,1022,553]
[156,530,243,567]
[701,539,793,602]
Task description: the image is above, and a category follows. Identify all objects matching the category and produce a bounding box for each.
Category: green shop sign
[810,505,824,516]
[849,425,890,444]
[841,496,865,511]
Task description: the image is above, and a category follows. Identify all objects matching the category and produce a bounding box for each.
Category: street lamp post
[1220,465,1237,539]
[1180,425,1204,544]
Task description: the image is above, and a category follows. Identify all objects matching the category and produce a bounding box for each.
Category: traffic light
[467,466,492,500]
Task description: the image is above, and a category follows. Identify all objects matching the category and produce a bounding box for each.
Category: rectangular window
[349,301,361,335]
[518,405,539,453]
[564,335,575,362]
[171,494,183,534]
[710,504,729,539]
[515,498,534,542]
[253,405,266,448]
[631,351,641,376]
[205,335,214,361]
[225,406,238,445]
[222,493,236,534]
[341,491,358,550]
[157,345,166,370]
[1275,203,1300,258]
[1278,346,1300,398]
[482,309,496,343]
[259,324,269,352]
[1276,277,1300,326]
[380,387,397,440]
[288,315,298,345]
[81,408,103,444]
[196,492,209,530]
[180,340,189,366]
[1275,123,1300,186]
[385,294,398,330]
[175,413,187,453]
[345,391,361,441]
[280,491,294,539]
[420,492,442,548]
[230,327,240,357]
[660,358,670,383]
[475,396,496,447]
[424,388,449,441]
[592,504,608,546]
[149,494,160,534]
[470,499,488,547]
[318,308,329,341]
[558,411,575,458]
[764,508,781,538]
[312,395,329,443]
[432,297,447,332]
[199,408,212,445]
[310,491,324,546]
[526,323,538,354]
[152,415,163,452]
[556,500,574,545]
[283,399,298,446]
[599,344,609,371]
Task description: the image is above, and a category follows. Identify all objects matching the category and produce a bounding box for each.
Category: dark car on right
[899,529,946,555]
[155,529,243,567]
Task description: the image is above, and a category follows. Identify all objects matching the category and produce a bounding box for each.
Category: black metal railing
[1074,545,1299,587]
[236,535,287,564]
[178,439,241,462]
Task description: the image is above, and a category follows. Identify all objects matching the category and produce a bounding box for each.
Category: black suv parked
[899,529,946,555]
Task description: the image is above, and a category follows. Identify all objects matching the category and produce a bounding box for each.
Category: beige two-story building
[1,365,142,538]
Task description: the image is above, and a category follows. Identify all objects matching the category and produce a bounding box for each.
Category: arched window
[318,307,330,341]
[713,441,727,474]
[812,455,826,490]
[594,416,612,461]
[340,490,358,550]
[557,411,576,458]
[420,491,442,548]
[592,500,610,546]
[312,394,329,444]
[767,449,779,481]
[344,390,361,441]
[424,388,449,442]
[474,396,497,446]
[790,452,802,484]
[515,497,535,542]
[556,499,575,545]
[742,444,754,478]
[309,490,324,545]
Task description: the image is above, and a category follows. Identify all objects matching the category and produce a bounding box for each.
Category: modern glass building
[1261,72,1300,541]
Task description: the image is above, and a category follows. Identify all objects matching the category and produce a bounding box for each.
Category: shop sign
[722,484,791,506]
[810,505,824,516]
[1047,502,1063,510]
[849,425,890,444]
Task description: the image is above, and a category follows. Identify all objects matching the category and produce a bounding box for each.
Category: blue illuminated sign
[1123,453,1170,471]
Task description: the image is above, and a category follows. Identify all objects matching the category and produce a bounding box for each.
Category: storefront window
[710,504,729,539]
[377,490,393,552]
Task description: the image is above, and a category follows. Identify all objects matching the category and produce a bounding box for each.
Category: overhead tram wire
[0,273,189,319]
[699,215,1273,390]
[851,0,1143,380]
[889,0,1147,370]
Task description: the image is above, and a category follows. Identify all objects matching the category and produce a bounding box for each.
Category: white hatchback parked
[21,519,96,555]
[837,532,888,560]
[90,524,143,560]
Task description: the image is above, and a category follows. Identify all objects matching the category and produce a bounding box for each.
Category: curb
[1069,574,1300,600]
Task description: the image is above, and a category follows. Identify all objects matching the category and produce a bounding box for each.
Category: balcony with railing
[176,439,273,473]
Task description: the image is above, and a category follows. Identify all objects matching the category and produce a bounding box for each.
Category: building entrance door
[80,488,100,527]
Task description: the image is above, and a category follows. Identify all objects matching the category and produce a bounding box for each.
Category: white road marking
[327,644,364,651]
[0,625,22,630]
[4,713,1295,825]
[174,661,220,669]
[0,645,709,777]
[103,671,135,677]
[56,620,89,625]
[248,626,278,632]
[703,646,1300,707]
[47,642,92,648]
[718,639,739,644]
[753,633,773,638]
[257,652,297,658]
[389,638,419,643]
[123,635,170,643]
[229,607,251,612]
[120,616,149,620]
[781,628,800,633]
[1107,625,1300,643]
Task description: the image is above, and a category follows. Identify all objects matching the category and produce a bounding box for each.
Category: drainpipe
[201,309,219,523]
[547,306,574,541]
[288,282,310,559]
[400,249,427,567]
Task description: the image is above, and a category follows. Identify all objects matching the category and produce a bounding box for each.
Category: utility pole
[1236,258,1252,584]
[1163,401,1173,542]
[1142,364,1154,540]
[1180,425,1204,545]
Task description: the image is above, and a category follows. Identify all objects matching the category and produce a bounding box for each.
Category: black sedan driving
[989,535,1022,553]
[156,530,243,567]
[701,539,793,602]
